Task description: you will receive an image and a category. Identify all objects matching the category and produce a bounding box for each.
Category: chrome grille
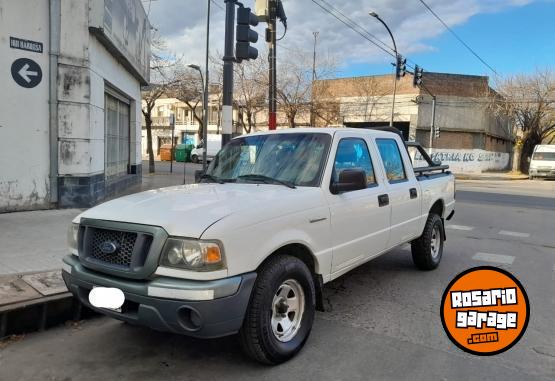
[89,229,138,267]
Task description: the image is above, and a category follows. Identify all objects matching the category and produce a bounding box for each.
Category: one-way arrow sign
[11,58,42,88]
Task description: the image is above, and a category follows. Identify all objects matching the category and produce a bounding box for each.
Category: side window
[333,138,376,187]
[376,139,407,183]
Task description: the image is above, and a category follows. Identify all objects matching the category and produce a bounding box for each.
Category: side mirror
[330,169,367,194]
[196,144,203,149]
[194,169,205,183]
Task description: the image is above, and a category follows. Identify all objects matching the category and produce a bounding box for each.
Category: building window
[105,92,130,180]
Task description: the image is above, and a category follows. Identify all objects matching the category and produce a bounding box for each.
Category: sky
[145,0,554,81]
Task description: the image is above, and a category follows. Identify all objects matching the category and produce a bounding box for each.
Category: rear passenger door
[375,137,422,248]
[326,134,391,274]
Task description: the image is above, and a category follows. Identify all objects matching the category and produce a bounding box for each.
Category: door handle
[378,194,389,207]
[410,188,418,199]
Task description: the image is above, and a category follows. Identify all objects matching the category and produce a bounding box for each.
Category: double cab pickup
[63,128,455,364]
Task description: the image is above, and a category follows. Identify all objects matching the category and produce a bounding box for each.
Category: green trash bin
[175,144,194,162]
[174,144,187,162]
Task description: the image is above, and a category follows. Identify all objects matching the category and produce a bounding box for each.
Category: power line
[311,0,417,72]
[417,0,498,76]
[310,1,395,59]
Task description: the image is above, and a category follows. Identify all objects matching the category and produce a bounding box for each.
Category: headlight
[67,223,79,255]
[160,238,225,271]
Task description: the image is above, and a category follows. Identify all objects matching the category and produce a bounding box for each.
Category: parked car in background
[62,128,455,364]
[529,144,555,179]
[191,137,222,163]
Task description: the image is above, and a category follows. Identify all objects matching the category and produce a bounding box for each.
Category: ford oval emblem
[100,241,118,254]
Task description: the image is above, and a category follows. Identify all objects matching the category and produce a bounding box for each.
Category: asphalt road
[1,180,554,381]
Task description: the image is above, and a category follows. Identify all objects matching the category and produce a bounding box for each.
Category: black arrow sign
[11,58,42,88]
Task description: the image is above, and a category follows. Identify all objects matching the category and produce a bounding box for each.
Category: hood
[76,183,320,238]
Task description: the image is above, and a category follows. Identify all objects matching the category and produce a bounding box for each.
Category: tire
[191,155,199,164]
[411,213,444,271]
[529,175,534,180]
[239,255,316,365]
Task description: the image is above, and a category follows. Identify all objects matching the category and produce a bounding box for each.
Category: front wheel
[411,213,444,270]
[191,154,199,164]
[239,255,315,364]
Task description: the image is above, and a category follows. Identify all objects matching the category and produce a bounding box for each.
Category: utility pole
[268,0,277,130]
[222,0,236,146]
[203,0,210,169]
[429,95,436,152]
[310,31,319,127]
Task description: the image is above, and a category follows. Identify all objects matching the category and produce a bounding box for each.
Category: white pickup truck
[62,128,455,364]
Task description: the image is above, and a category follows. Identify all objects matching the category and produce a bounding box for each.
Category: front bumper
[62,255,256,338]
[529,168,555,178]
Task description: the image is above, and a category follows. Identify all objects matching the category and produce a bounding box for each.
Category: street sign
[11,58,42,88]
[9,37,43,53]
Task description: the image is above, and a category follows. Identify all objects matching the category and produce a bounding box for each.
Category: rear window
[532,152,555,161]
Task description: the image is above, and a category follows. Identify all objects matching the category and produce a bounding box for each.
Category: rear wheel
[411,213,444,270]
[239,255,315,364]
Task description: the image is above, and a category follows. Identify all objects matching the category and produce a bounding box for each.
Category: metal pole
[429,96,436,152]
[370,13,397,127]
[170,114,175,173]
[222,0,236,145]
[268,0,277,130]
[310,31,319,127]
[203,0,210,171]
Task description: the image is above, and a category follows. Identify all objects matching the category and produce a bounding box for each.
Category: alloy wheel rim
[271,279,305,342]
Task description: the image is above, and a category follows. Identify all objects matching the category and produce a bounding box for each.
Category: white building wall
[89,36,142,169]
[0,0,51,212]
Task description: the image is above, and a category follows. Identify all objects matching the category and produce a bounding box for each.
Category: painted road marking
[472,252,515,265]
[498,230,530,238]
[446,224,474,231]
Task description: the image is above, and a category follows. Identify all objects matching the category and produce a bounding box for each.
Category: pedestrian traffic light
[396,55,407,79]
[236,7,259,62]
[413,65,423,87]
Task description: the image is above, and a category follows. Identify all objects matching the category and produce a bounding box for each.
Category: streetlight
[188,64,208,171]
[369,11,398,127]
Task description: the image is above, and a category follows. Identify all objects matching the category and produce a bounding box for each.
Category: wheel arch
[429,198,446,240]
[258,243,325,312]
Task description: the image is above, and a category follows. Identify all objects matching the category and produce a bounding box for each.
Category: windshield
[532,152,555,161]
[205,133,331,187]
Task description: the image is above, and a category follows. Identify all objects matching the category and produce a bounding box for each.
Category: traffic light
[396,55,407,79]
[413,65,423,87]
[434,125,440,139]
[236,7,259,62]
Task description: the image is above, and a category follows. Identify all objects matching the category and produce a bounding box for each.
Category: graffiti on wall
[412,149,510,174]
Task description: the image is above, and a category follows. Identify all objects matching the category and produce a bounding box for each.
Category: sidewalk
[0,168,194,321]
[454,171,528,181]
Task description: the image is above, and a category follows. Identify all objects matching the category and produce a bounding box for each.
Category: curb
[455,174,528,181]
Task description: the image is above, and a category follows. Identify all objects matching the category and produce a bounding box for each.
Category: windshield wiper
[200,174,225,184]
[238,174,296,189]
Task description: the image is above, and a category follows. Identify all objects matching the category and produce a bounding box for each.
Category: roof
[241,127,399,138]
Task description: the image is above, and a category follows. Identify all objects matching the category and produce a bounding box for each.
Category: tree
[235,58,267,133]
[173,68,205,138]
[142,85,166,174]
[495,69,555,172]
[277,50,337,128]
[141,33,178,173]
